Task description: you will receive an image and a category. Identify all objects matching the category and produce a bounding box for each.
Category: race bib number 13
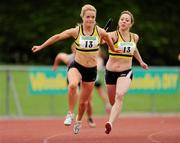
[80,36,98,48]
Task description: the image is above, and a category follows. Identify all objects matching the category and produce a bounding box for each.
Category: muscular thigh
[116,77,131,95]
[68,68,81,84]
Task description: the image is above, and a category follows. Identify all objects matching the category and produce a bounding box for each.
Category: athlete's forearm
[134,48,144,64]
[103,34,116,52]
[40,29,74,49]
[40,34,61,49]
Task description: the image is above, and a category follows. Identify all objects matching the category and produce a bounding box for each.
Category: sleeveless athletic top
[74,25,101,54]
[109,31,136,59]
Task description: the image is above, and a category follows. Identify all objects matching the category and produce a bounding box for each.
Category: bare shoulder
[62,26,79,39]
[96,25,106,35]
[132,33,139,43]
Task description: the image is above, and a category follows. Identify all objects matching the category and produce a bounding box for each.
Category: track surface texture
[0,115,180,143]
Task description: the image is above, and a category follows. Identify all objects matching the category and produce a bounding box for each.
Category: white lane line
[148,131,163,143]
[43,133,63,143]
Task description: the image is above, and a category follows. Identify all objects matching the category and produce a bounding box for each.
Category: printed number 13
[123,47,131,53]
[85,41,93,48]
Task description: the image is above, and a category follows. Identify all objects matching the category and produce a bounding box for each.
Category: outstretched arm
[100,29,121,52]
[32,28,77,53]
[99,29,122,53]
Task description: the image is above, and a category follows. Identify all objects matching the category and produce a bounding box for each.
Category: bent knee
[115,92,124,101]
[68,82,78,90]
[79,100,88,106]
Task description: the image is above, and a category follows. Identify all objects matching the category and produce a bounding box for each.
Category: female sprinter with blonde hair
[32,4,117,134]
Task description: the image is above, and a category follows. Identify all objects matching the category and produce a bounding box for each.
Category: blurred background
[0,0,179,117]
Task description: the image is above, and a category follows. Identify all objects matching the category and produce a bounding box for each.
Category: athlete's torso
[74,25,101,54]
[106,31,137,72]
[109,30,136,59]
[74,25,101,67]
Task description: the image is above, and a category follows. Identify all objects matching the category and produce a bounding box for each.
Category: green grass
[0,70,180,117]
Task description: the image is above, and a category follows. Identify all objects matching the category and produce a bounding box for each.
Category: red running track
[0,115,180,143]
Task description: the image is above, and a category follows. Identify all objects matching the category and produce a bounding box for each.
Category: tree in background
[0,0,179,65]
